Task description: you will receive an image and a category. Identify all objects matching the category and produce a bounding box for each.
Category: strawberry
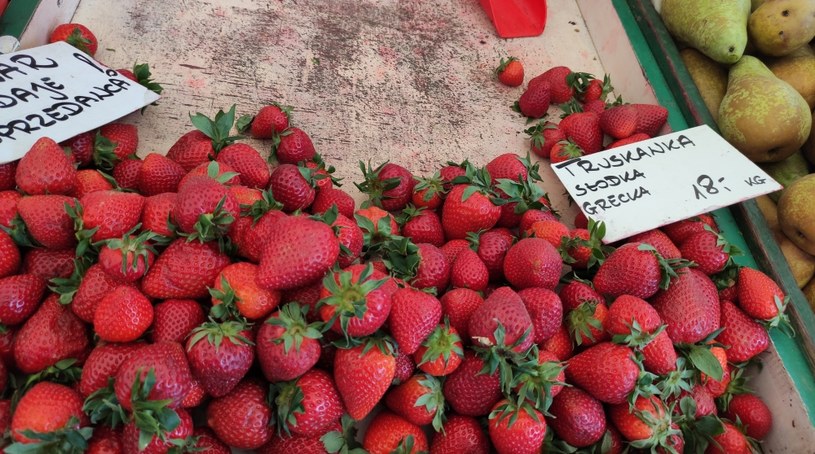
[722,393,772,440]
[235,210,286,263]
[86,426,123,454]
[385,373,445,429]
[0,190,21,228]
[519,208,558,232]
[138,153,185,196]
[559,279,604,311]
[111,157,143,191]
[450,248,489,291]
[503,238,562,290]
[0,232,20,278]
[356,161,416,212]
[549,139,584,163]
[439,238,470,265]
[609,396,683,452]
[207,379,274,449]
[79,342,142,397]
[319,264,397,338]
[517,80,550,118]
[600,104,638,139]
[191,427,231,454]
[274,368,344,437]
[22,248,74,281]
[256,302,322,382]
[593,242,681,299]
[186,320,254,397]
[641,330,677,376]
[430,414,489,454]
[558,111,602,154]
[518,287,563,344]
[469,286,533,351]
[244,103,290,139]
[0,274,46,326]
[486,153,529,183]
[230,184,263,206]
[605,294,661,336]
[67,264,127,322]
[217,142,271,188]
[99,122,138,163]
[531,66,574,103]
[269,163,317,212]
[566,300,609,347]
[9,382,89,447]
[439,162,467,189]
[706,421,751,454]
[575,74,613,102]
[333,338,396,420]
[527,219,570,248]
[439,288,483,342]
[737,266,788,323]
[512,348,566,408]
[78,190,145,242]
[257,216,340,291]
[630,103,669,136]
[179,161,241,188]
[72,169,114,198]
[468,228,513,282]
[606,132,651,149]
[48,23,98,55]
[15,137,76,195]
[151,299,205,343]
[98,232,156,282]
[362,410,428,454]
[273,127,316,164]
[93,286,153,342]
[0,161,16,190]
[680,229,734,275]
[258,431,332,453]
[142,239,231,299]
[174,175,239,242]
[120,407,192,454]
[566,342,639,404]
[548,386,607,448]
[414,322,463,376]
[211,261,281,321]
[13,295,89,374]
[488,400,547,454]
[408,244,451,292]
[717,300,769,362]
[312,187,356,219]
[167,106,240,171]
[629,228,681,259]
[114,341,193,411]
[411,173,446,210]
[701,346,731,397]
[330,213,364,268]
[496,57,524,87]
[662,214,718,244]
[390,288,442,356]
[652,268,721,344]
[401,206,445,247]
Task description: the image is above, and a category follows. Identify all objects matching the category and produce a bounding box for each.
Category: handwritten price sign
[0,42,160,164]
[551,125,782,243]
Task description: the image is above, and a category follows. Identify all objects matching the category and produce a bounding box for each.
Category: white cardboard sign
[0,42,160,164]
[551,125,782,243]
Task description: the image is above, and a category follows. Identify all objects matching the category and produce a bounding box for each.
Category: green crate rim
[0,0,41,39]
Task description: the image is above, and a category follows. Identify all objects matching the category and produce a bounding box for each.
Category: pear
[803,276,815,312]
[661,0,751,64]
[778,173,815,255]
[749,0,815,57]
[768,46,815,109]
[680,49,728,122]
[718,56,812,163]
[774,231,815,287]
[804,110,815,165]
[760,151,811,201]
[755,194,780,230]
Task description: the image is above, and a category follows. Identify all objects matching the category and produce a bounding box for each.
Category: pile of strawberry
[0,31,790,454]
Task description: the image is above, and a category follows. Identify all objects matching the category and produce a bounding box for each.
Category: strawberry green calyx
[556,139,584,160]
[613,321,666,350]
[413,172,446,201]
[355,212,397,255]
[93,132,119,171]
[128,369,182,452]
[417,321,464,369]
[309,154,343,186]
[4,416,92,454]
[187,319,254,353]
[271,378,306,436]
[567,302,603,346]
[49,259,90,305]
[187,196,235,244]
[243,189,283,220]
[627,401,683,454]
[265,303,323,354]
[319,264,387,341]
[494,176,553,216]
[414,374,446,432]
[321,414,366,454]
[354,160,402,209]
[66,201,100,261]
[559,98,585,116]
[15,359,82,405]
[189,105,242,154]
[511,347,567,414]
[473,323,533,396]
[560,219,612,269]
[676,335,725,383]
[675,395,724,454]
[489,399,542,429]
[1,214,38,249]
[391,435,417,454]
[131,63,164,96]
[762,295,794,337]
[524,121,558,151]
[452,162,496,202]
[715,365,750,411]
[205,161,240,185]
[65,27,93,55]
[656,358,695,399]
[209,276,243,322]
[381,236,421,281]
[106,226,158,276]
[83,378,128,429]
[637,243,693,290]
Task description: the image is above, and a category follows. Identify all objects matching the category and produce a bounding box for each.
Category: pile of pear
[662,0,815,309]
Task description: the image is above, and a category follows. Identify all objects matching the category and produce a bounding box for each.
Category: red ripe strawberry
[15,137,76,195]
[68,264,127,322]
[182,377,207,409]
[662,214,718,244]
[257,432,331,454]
[527,219,570,248]
[79,342,142,397]
[519,208,558,233]
[211,261,281,321]
[450,248,489,291]
[385,373,445,429]
[486,153,528,184]
[99,122,138,162]
[115,341,193,411]
[442,350,501,416]
[207,380,271,449]
[151,299,204,343]
[680,229,732,275]
[412,174,445,210]
[548,386,607,448]
[389,287,442,355]
[180,161,241,188]
[566,300,609,347]
[112,157,143,191]
[401,207,445,247]
[174,175,239,241]
[503,238,562,290]
[606,132,651,149]
[496,57,524,87]
[186,320,255,397]
[138,153,185,196]
[363,410,428,454]
[0,327,14,367]
[629,229,681,259]
[274,127,316,164]
[722,393,772,440]
[609,396,683,452]
[0,274,46,326]
[334,339,396,420]
[488,400,547,454]
[191,427,231,454]
[0,190,21,228]
[274,368,344,437]
[312,187,356,219]
[630,103,669,136]
[121,407,192,454]
[87,426,123,454]
[269,163,316,212]
[414,323,464,376]
[319,264,397,337]
[430,414,489,454]
[142,239,231,299]
[357,162,416,212]
[559,279,603,311]
[0,161,16,190]
[600,104,638,139]
[393,352,417,384]
[98,233,155,282]
[737,266,787,322]
[246,104,290,138]
[702,346,731,398]
[13,294,89,374]
[330,213,363,268]
[706,421,751,454]
[558,112,602,154]
[257,216,340,291]
[566,342,639,404]
[531,66,574,103]
[439,163,467,189]
[439,288,483,342]
[235,210,286,263]
[469,228,513,281]
[10,382,89,445]
[256,303,322,382]
[22,248,74,281]
[217,142,271,188]
[517,80,551,118]
[518,287,563,344]
[48,23,98,55]
[356,205,400,236]
[593,242,675,299]
[72,169,114,198]
[548,139,584,163]
[641,330,678,375]
[411,243,451,290]
[605,294,661,335]
[469,286,533,351]
[0,232,20,278]
[167,131,216,172]
[93,286,153,342]
[717,300,770,362]
[652,268,721,344]
[527,121,566,159]
[79,190,144,242]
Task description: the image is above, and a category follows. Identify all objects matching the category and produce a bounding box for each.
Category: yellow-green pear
[661,0,751,64]
[803,276,815,312]
[755,194,780,230]
[749,0,815,57]
[680,48,728,122]
[752,0,768,11]
[778,173,815,255]
[718,56,812,163]
[768,47,815,109]
[774,230,815,287]
[760,151,811,201]
[803,110,815,165]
